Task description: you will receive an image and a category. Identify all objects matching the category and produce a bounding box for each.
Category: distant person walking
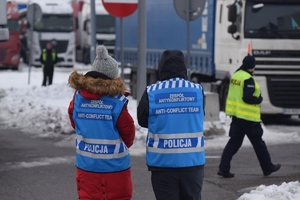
[217,54,281,178]
[40,42,58,86]
[68,45,135,200]
[137,49,206,200]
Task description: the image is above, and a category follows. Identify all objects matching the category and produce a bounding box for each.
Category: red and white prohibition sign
[102,0,138,18]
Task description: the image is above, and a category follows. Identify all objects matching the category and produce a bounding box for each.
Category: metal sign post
[102,0,138,80]
[173,0,206,68]
[136,0,146,101]
[27,3,42,85]
[186,0,190,69]
[90,0,96,64]
[120,17,124,79]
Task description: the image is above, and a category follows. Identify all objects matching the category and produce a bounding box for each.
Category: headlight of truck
[11,55,20,62]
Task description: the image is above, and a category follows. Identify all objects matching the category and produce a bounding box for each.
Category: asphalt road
[0,127,299,200]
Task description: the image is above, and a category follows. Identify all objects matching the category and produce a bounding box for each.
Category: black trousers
[42,67,54,86]
[219,117,274,174]
[151,166,204,200]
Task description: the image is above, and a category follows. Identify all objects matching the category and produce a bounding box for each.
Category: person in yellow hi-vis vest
[217,54,281,178]
[39,42,58,86]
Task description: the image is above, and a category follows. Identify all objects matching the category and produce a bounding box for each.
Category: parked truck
[0,1,21,70]
[72,0,116,64]
[115,0,300,117]
[24,0,75,68]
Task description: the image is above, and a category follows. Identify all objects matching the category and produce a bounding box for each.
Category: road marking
[2,156,75,171]
[206,155,221,159]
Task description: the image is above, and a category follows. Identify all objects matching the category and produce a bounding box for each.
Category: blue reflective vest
[72,92,130,172]
[146,78,206,168]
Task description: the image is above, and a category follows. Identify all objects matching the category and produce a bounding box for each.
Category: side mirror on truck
[227,2,240,40]
[83,19,90,34]
[228,4,237,23]
[228,24,237,34]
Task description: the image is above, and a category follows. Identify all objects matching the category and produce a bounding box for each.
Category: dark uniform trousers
[219,117,274,173]
[42,67,54,86]
[151,166,204,200]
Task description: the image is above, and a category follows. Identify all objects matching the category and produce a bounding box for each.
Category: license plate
[283,109,300,114]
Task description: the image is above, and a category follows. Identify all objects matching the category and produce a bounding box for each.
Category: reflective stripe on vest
[225,70,261,122]
[42,49,56,68]
[76,135,129,159]
[146,132,204,154]
[73,92,130,172]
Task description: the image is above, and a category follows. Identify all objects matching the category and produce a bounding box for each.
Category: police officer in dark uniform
[217,54,281,178]
[40,42,58,86]
[138,49,206,200]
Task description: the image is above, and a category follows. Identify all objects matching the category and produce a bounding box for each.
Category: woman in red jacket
[68,45,135,200]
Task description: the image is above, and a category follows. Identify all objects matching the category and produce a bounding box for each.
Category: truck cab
[28,0,75,68]
[73,0,115,64]
[215,0,300,115]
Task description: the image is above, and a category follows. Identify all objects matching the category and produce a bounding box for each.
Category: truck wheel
[11,66,19,71]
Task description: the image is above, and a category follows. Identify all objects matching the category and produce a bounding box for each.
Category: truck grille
[97,39,115,46]
[267,76,300,108]
[97,40,115,56]
[40,40,68,54]
[0,49,7,62]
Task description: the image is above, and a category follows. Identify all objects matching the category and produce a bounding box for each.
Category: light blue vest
[73,92,130,172]
[146,78,206,168]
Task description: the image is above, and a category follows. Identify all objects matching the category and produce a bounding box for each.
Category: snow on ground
[0,63,300,199]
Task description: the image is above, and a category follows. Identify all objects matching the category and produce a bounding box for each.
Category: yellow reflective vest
[225,70,261,122]
[41,49,56,68]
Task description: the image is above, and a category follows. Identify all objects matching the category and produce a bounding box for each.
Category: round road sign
[27,3,42,25]
[174,0,206,21]
[102,0,138,18]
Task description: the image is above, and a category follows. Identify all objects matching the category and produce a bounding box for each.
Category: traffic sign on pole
[102,0,138,80]
[102,0,138,18]
[174,0,206,21]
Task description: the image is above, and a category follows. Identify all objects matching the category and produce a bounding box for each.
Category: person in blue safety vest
[39,42,58,86]
[68,45,135,200]
[217,54,281,178]
[137,49,206,200]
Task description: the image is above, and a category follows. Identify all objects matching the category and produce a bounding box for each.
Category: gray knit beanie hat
[92,45,119,79]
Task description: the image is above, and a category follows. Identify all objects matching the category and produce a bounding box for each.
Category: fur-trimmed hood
[68,71,127,96]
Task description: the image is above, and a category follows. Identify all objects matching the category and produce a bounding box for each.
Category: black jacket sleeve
[137,89,149,128]
[40,52,45,64]
[54,51,59,64]
[242,77,263,104]
[202,89,206,116]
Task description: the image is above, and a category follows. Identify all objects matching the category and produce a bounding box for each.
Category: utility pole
[90,0,96,64]
[136,0,147,101]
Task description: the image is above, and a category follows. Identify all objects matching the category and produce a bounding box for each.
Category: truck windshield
[244,2,300,39]
[7,19,20,32]
[95,15,115,34]
[34,14,73,32]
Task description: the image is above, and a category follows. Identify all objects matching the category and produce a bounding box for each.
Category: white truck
[115,0,300,118]
[72,0,115,64]
[27,0,75,68]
